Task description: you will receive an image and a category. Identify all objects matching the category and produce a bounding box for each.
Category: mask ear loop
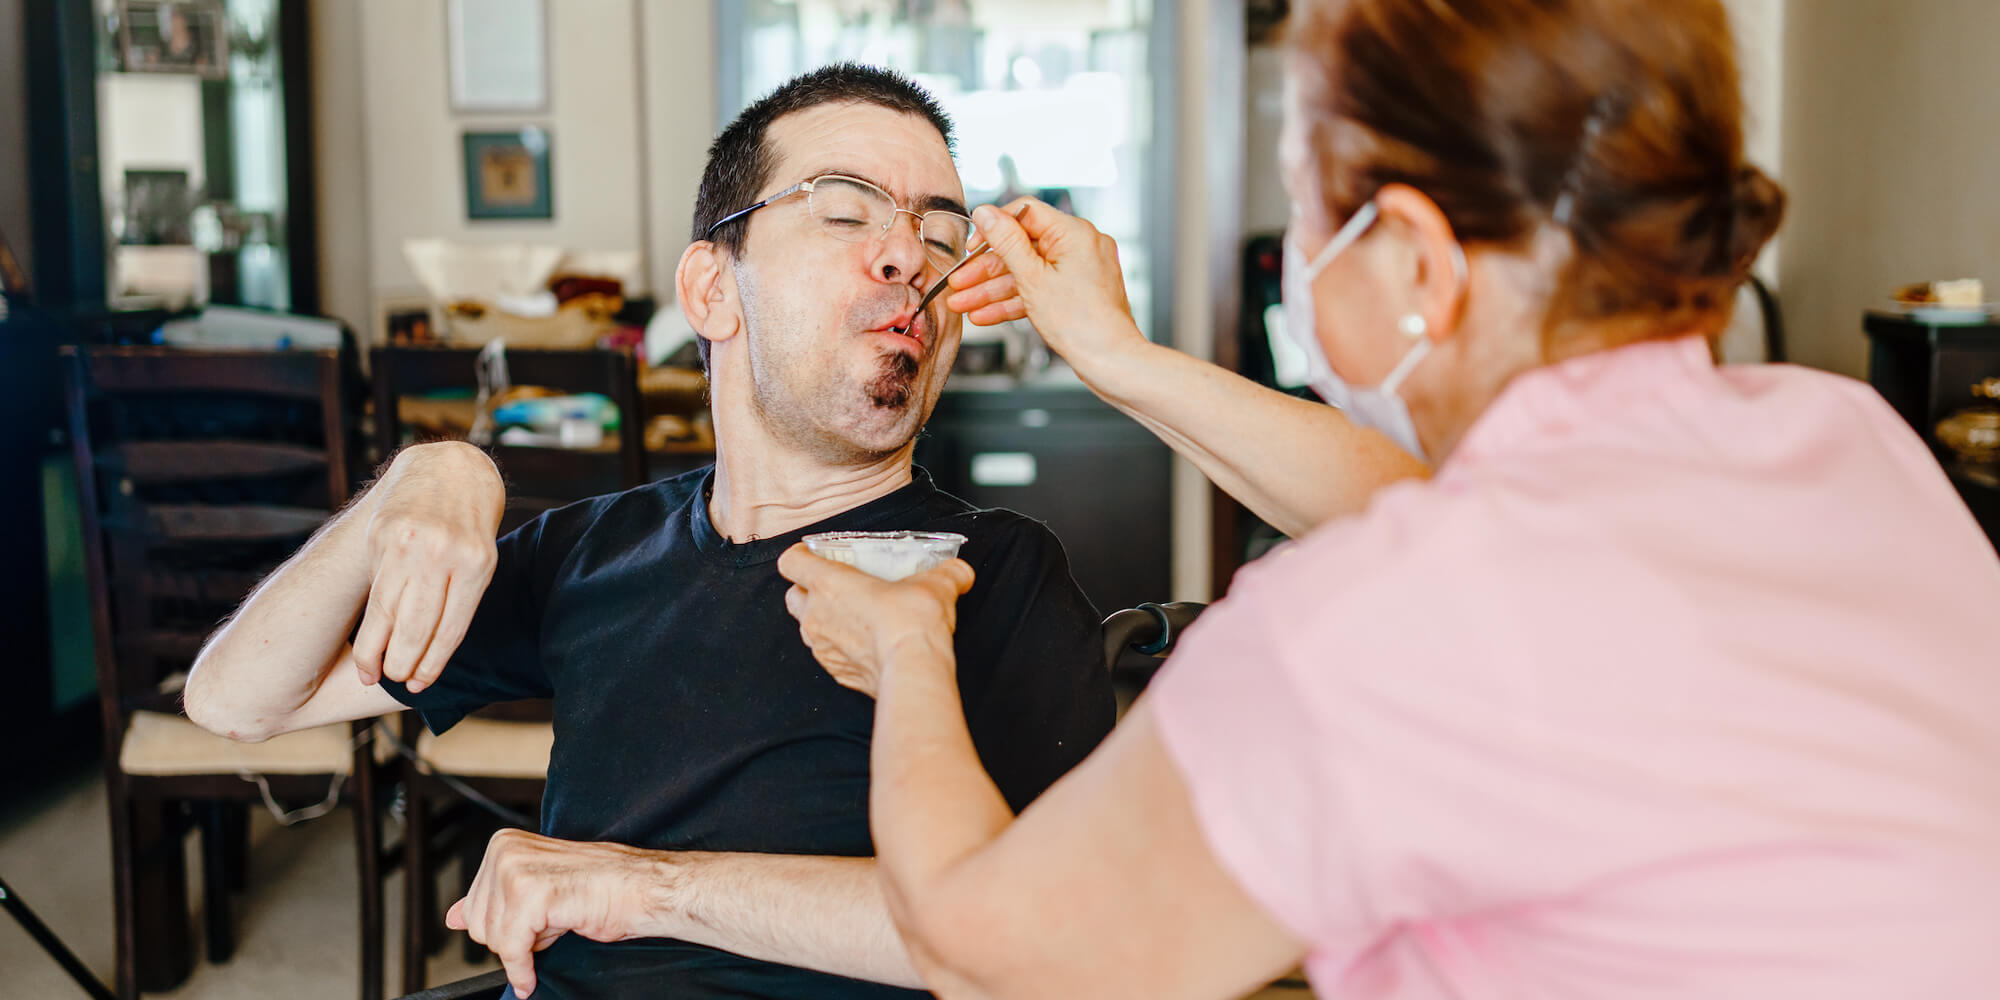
[1302,201,1382,275]
[1381,233,1465,398]
[1379,333,1433,398]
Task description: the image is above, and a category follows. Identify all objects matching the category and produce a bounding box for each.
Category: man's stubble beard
[744,316,928,466]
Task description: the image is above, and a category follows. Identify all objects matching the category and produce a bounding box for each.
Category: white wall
[1724,0,1785,284]
[638,0,716,306]
[312,0,372,338]
[352,0,648,330]
[1727,0,1785,182]
[1167,0,1231,601]
[1780,0,2000,378]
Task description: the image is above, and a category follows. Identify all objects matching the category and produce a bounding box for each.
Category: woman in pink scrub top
[778,0,2000,996]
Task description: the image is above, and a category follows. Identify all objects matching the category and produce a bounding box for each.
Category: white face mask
[1281,200,1440,462]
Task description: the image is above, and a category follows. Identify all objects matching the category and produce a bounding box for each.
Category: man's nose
[868,211,928,288]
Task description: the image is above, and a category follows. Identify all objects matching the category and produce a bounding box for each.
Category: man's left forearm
[647,850,925,989]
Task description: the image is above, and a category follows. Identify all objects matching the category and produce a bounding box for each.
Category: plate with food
[1890,279,1996,324]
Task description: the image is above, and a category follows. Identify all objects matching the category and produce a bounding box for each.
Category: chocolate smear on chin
[865,350,920,410]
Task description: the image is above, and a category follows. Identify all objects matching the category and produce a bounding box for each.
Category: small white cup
[802,531,968,581]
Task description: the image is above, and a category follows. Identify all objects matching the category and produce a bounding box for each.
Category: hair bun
[1727,164,1786,275]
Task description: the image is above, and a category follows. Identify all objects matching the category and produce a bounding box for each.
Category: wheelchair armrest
[392,970,509,1000]
[1102,602,1208,677]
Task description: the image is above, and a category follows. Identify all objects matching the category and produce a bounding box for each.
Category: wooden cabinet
[1864,312,2000,552]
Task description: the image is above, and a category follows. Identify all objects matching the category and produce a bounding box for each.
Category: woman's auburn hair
[1289,0,1786,347]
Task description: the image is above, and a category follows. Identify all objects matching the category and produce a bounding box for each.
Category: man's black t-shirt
[381,466,1114,999]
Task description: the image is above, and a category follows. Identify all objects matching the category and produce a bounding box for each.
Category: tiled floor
[1,765,1314,999]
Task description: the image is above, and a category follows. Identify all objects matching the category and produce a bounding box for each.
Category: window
[720,0,1175,344]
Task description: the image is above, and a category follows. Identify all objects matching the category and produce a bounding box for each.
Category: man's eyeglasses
[705,174,976,274]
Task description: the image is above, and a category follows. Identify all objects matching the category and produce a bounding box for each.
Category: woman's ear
[676,241,743,346]
[1373,184,1468,342]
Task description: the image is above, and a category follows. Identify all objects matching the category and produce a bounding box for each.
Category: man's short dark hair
[689,64,955,366]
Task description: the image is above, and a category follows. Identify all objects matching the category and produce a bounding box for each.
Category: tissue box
[404,239,638,348]
[442,296,619,349]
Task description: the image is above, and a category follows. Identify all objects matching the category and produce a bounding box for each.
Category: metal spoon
[890,243,993,335]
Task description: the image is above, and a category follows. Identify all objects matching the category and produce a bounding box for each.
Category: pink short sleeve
[1149,552,1363,951]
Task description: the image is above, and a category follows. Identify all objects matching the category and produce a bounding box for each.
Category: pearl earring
[1398,313,1428,337]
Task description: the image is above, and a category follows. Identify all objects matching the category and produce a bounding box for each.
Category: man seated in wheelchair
[187,65,1112,1000]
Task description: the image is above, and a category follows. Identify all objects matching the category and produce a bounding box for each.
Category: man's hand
[777,545,975,699]
[351,441,505,693]
[446,829,665,998]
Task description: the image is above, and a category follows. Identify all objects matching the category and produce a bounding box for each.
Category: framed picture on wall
[462,128,554,221]
[385,304,440,346]
[374,293,435,346]
[120,169,195,245]
[117,0,230,79]
[447,0,549,113]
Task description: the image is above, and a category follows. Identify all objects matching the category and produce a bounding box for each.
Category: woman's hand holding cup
[777,544,975,699]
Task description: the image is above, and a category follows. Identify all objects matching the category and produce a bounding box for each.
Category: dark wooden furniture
[1863,312,2000,551]
[1864,312,2000,437]
[370,347,647,531]
[0,299,98,799]
[61,346,389,1000]
[917,386,1173,615]
[396,702,550,994]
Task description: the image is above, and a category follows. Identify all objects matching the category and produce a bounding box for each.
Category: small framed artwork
[118,0,230,79]
[376,294,436,346]
[386,305,439,346]
[447,0,549,113]
[462,128,553,221]
[121,169,195,245]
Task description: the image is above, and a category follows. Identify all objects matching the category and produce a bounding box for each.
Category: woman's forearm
[1077,340,1428,537]
[866,641,1015,992]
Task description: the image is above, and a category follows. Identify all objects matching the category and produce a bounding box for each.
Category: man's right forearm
[183,487,379,740]
[647,851,924,988]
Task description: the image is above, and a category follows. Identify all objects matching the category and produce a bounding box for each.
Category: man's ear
[676,241,743,346]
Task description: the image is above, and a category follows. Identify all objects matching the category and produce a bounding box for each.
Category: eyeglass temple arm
[703,182,810,240]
